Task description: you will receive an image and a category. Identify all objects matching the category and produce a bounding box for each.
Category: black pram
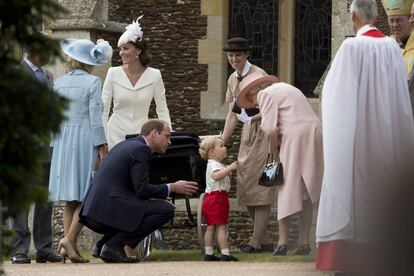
[149,131,206,194]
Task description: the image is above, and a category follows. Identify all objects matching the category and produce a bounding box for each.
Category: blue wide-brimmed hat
[60,38,113,66]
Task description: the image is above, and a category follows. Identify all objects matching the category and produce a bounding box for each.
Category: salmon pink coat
[258,82,323,220]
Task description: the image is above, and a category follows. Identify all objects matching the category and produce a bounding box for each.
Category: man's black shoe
[99,245,139,263]
[35,251,62,263]
[203,254,221,261]
[220,254,239,262]
[11,253,31,264]
[92,243,102,258]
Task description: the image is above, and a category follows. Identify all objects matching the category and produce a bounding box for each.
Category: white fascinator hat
[60,38,113,66]
[117,15,144,47]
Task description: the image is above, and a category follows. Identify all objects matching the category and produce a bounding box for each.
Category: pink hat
[236,73,279,108]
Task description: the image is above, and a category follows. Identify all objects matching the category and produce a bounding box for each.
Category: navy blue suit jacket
[80,136,169,232]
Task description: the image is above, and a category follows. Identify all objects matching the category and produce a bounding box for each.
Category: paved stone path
[3,260,331,276]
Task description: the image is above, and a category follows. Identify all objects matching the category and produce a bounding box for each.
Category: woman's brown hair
[132,39,151,67]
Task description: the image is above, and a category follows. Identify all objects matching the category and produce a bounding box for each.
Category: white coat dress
[102,66,171,149]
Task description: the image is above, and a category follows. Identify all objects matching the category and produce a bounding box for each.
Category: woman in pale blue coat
[49,38,112,263]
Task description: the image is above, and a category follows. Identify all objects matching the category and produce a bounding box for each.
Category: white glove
[236,108,252,124]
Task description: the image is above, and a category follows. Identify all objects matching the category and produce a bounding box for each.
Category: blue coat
[80,136,169,232]
[49,69,106,202]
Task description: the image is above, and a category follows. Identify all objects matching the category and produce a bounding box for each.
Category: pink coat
[258,82,323,220]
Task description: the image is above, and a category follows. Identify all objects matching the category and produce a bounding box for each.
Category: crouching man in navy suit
[78,119,198,263]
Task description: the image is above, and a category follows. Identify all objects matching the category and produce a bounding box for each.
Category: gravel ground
[3,260,331,276]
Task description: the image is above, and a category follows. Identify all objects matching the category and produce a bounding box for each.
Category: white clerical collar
[24,57,40,73]
[356,24,378,37]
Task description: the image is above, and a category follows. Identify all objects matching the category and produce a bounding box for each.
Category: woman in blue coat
[49,38,112,263]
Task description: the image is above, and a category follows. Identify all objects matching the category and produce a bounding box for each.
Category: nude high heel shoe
[59,238,89,263]
[59,246,68,264]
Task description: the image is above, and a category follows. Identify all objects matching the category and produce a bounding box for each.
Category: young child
[199,136,238,261]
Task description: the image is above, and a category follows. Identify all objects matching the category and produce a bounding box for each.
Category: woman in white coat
[102,16,172,150]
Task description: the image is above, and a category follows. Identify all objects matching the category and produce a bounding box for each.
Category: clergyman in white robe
[316,23,414,272]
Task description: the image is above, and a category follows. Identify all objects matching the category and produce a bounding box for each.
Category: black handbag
[259,153,284,187]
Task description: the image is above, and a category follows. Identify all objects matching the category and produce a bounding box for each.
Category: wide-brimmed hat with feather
[118,16,144,47]
[61,38,112,66]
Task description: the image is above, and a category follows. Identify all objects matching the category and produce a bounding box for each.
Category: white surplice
[316,25,414,244]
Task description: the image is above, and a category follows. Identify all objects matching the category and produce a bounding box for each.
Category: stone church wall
[52,0,268,253]
[51,0,386,253]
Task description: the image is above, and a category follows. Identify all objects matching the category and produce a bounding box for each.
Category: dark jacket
[20,59,54,161]
[79,136,169,232]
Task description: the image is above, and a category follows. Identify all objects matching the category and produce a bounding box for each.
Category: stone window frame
[198,0,230,120]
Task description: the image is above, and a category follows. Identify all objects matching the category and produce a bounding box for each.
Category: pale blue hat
[60,38,113,66]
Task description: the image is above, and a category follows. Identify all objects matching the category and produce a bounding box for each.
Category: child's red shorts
[202,191,229,225]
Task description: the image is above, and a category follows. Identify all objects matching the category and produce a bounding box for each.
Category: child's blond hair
[199,136,222,160]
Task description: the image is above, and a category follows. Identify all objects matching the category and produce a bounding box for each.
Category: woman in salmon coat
[236,73,323,256]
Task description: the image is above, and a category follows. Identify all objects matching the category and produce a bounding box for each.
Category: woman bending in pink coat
[236,73,323,256]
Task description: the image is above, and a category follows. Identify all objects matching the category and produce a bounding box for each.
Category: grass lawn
[82,249,315,262]
[11,249,315,263]
[126,249,315,262]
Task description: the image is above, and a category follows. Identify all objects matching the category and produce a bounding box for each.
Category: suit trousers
[86,199,175,249]
[9,160,53,255]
